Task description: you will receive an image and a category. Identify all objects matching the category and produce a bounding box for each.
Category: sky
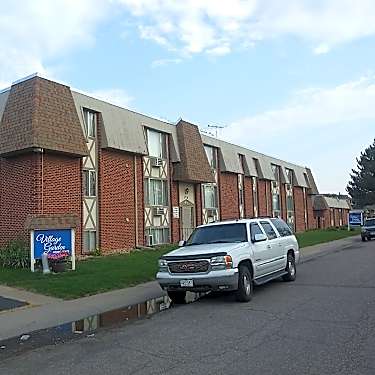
[1,0,374,194]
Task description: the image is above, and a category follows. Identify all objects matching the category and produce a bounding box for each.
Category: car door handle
[267,245,271,249]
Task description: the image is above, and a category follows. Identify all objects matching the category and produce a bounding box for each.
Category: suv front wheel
[235,265,253,302]
[282,253,296,282]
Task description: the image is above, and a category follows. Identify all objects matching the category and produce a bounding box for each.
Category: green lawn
[0,245,176,300]
[296,228,359,248]
[0,229,360,300]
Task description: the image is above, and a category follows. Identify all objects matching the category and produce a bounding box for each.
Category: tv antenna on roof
[207,124,225,138]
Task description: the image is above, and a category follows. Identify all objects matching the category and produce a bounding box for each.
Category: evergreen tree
[347,139,375,208]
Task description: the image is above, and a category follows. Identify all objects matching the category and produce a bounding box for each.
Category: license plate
[180,279,193,287]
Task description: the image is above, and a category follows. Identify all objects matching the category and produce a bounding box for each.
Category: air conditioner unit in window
[206,208,216,217]
[150,158,163,167]
[153,207,164,216]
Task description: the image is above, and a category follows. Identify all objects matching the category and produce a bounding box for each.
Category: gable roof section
[71,91,180,162]
[313,195,350,210]
[201,135,316,189]
[0,76,87,157]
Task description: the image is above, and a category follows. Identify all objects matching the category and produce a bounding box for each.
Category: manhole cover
[0,297,27,311]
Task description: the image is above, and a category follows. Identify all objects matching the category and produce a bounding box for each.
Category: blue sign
[348,212,363,226]
[33,229,72,259]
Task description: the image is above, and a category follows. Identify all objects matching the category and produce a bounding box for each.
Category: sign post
[348,211,364,231]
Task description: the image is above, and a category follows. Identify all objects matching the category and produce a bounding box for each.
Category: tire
[235,265,253,302]
[167,291,186,304]
[282,253,296,282]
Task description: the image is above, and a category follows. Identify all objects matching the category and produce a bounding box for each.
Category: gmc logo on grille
[180,263,196,271]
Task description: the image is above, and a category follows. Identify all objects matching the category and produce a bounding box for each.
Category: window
[250,223,264,241]
[187,224,247,245]
[147,129,167,159]
[252,177,258,217]
[204,145,217,169]
[83,231,96,252]
[285,168,294,185]
[145,179,168,206]
[203,184,218,209]
[146,228,169,245]
[83,109,96,138]
[83,170,96,197]
[260,221,278,240]
[270,218,293,237]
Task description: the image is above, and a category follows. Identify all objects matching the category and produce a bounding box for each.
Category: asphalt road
[1,238,375,375]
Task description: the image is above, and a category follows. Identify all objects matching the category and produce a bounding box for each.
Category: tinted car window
[187,224,247,245]
[270,218,293,237]
[250,223,264,241]
[365,219,375,227]
[260,221,278,240]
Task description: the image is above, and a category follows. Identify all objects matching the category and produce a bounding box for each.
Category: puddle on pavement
[0,292,203,359]
[72,291,202,334]
[0,296,28,312]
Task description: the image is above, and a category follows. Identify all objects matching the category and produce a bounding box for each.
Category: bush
[0,239,30,269]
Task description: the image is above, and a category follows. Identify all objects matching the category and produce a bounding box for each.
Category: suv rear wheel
[282,253,296,282]
[167,291,186,304]
[235,265,253,302]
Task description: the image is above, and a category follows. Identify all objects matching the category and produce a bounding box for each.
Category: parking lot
[1,237,375,375]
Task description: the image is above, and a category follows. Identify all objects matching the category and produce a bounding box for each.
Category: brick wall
[41,152,82,253]
[99,149,137,252]
[195,184,202,226]
[258,180,268,216]
[306,194,315,229]
[136,155,144,246]
[294,187,306,232]
[219,172,239,220]
[0,154,39,245]
[244,176,254,217]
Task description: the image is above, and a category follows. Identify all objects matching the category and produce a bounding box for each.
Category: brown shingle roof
[173,120,214,183]
[25,214,80,230]
[0,76,87,157]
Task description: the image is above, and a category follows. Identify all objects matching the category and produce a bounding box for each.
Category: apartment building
[313,195,351,228]
[0,75,319,254]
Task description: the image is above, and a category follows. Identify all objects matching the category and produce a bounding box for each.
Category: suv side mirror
[178,240,186,247]
[253,233,267,242]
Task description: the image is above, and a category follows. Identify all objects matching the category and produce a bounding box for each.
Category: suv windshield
[365,219,375,227]
[187,223,247,246]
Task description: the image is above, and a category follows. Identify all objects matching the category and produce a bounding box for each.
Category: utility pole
[207,124,224,138]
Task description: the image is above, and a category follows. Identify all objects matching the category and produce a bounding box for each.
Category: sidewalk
[0,235,360,342]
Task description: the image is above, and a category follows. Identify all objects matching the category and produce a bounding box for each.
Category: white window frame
[83,109,96,139]
[147,129,167,159]
[83,169,96,197]
[146,178,168,206]
[83,230,96,252]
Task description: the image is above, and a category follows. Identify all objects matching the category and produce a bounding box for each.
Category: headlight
[158,259,168,271]
[210,255,233,270]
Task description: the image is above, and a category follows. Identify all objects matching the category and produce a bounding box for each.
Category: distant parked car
[361,217,375,241]
[156,217,299,303]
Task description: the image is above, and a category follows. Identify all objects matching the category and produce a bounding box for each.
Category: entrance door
[179,183,196,241]
[181,205,195,241]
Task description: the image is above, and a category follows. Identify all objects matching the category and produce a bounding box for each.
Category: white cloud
[222,75,375,145]
[151,58,182,68]
[0,0,109,87]
[116,0,375,56]
[88,88,134,108]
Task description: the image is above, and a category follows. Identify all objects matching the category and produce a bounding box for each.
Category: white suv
[156,218,300,303]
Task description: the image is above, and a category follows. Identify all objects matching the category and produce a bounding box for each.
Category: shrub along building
[0,75,320,255]
[312,194,351,229]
